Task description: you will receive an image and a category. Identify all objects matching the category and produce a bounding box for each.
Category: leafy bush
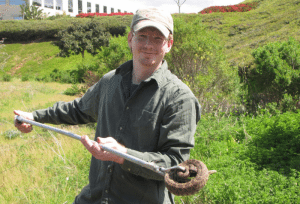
[52,19,110,58]
[76,12,133,18]
[20,2,44,20]
[0,16,132,43]
[97,27,132,71]
[48,60,100,84]
[240,111,300,174]
[63,84,85,96]
[165,17,240,113]
[1,73,12,81]
[45,11,72,20]
[246,37,300,112]
[179,111,300,203]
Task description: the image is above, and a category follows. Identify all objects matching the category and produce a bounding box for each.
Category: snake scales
[164,159,217,196]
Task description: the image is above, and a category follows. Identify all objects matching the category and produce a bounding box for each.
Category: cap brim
[133,20,170,38]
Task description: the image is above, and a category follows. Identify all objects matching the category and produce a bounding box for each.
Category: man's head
[130,8,173,39]
[128,8,174,69]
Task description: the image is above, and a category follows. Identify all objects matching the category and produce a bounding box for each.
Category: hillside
[199,0,300,72]
[1,0,299,80]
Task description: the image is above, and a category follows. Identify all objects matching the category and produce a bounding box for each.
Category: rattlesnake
[164,159,217,196]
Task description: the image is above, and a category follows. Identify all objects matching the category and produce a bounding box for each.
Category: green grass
[1,80,298,203]
[175,112,300,203]
[1,41,98,80]
[0,79,95,204]
[199,0,300,69]
[0,0,299,203]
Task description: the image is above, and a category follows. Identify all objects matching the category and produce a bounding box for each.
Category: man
[14,8,201,204]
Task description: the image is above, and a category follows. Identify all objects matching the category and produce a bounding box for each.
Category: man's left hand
[80,135,126,164]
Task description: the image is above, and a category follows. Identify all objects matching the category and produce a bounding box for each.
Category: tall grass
[0,79,95,203]
[1,80,298,203]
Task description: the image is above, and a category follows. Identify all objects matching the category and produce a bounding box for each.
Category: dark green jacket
[33,60,201,204]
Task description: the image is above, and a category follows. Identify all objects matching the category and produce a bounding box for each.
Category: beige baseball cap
[130,8,173,38]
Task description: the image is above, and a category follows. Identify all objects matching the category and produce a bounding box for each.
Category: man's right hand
[14,110,34,133]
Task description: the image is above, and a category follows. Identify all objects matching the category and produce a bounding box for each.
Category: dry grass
[0,79,94,203]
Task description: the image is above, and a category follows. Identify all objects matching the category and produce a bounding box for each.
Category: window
[68,0,73,12]
[44,0,53,9]
[32,0,42,7]
[118,9,121,12]
[111,8,114,13]
[56,0,62,10]
[103,6,107,13]
[87,2,91,13]
[95,4,99,13]
[13,17,23,20]
[78,0,82,13]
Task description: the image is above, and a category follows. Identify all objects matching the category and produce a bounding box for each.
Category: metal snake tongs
[15,115,185,177]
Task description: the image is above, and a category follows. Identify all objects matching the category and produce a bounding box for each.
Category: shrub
[240,111,300,174]
[97,27,132,71]
[165,17,240,113]
[76,12,133,18]
[246,37,300,112]
[48,60,100,84]
[63,84,85,96]
[52,19,110,58]
[2,73,12,81]
[82,70,100,90]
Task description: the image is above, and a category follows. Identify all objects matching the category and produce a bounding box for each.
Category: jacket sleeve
[121,90,201,180]
[32,80,102,125]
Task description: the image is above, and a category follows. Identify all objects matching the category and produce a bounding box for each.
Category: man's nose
[144,36,155,46]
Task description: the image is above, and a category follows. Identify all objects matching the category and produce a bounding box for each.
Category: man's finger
[81,135,96,149]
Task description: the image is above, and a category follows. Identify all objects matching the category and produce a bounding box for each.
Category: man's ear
[127,31,133,50]
[165,39,173,53]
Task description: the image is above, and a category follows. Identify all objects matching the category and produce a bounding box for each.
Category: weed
[1,73,12,82]
[63,84,85,96]
[2,130,21,139]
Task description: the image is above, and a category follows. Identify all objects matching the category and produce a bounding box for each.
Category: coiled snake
[164,159,217,196]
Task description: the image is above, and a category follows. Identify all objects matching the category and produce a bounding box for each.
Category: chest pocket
[131,109,159,151]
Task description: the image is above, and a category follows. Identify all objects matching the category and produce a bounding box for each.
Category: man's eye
[154,37,163,41]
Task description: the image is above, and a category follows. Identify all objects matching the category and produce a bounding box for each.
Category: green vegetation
[176,110,300,203]
[53,20,110,58]
[1,80,299,203]
[20,0,44,20]
[0,15,132,43]
[165,17,240,113]
[0,0,299,203]
[200,0,300,69]
[245,37,300,112]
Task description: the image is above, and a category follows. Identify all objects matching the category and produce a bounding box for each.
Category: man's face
[128,26,173,69]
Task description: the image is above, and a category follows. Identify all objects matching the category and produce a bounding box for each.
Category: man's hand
[14,110,34,133]
[81,135,127,164]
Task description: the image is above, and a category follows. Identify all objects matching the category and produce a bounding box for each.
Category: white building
[0,0,133,20]
[30,0,132,17]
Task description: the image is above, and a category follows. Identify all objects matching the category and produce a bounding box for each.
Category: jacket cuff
[121,148,164,181]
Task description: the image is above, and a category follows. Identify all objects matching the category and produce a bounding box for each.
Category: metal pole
[15,115,168,176]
